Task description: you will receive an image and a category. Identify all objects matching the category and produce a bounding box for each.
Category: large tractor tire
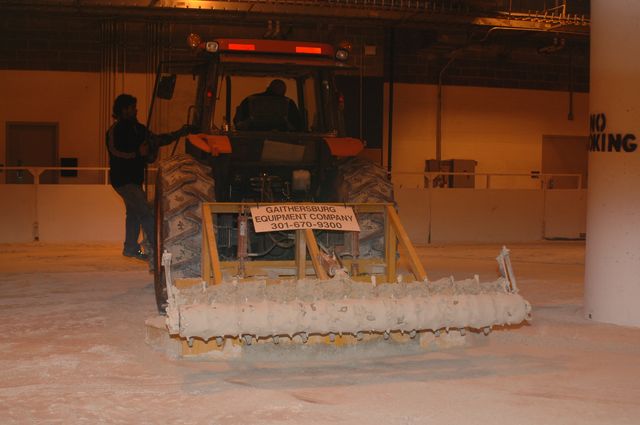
[333,156,394,258]
[153,154,215,313]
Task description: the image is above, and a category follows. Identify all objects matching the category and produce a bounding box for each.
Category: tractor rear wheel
[153,154,215,313]
[333,157,394,258]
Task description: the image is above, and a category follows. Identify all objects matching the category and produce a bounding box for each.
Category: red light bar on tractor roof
[295,46,322,54]
[214,39,334,57]
[228,43,256,51]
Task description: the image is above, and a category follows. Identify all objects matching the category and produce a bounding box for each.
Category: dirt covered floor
[1,242,639,424]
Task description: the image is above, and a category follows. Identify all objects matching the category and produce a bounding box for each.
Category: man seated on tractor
[233,79,303,131]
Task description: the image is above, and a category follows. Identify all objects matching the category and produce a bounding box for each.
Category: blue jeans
[114,184,155,255]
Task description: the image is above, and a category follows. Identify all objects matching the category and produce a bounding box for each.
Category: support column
[585,1,640,326]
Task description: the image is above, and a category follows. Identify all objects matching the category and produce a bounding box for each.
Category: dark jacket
[233,92,303,131]
[106,120,148,188]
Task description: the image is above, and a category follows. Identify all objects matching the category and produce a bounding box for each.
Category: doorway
[6,122,59,184]
[541,135,588,189]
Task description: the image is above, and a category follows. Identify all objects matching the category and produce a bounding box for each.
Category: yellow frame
[201,202,427,285]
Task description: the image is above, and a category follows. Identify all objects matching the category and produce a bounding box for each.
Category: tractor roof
[196,37,353,69]
[218,53,354,70]
[214,38,335,57]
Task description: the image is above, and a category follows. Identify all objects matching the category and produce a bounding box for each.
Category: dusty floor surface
[1,242,639,424]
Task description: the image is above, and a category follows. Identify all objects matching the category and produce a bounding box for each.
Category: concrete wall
[385,83,590,188]
[1,71,588,183]
[0,71,588,244]
[396,187,587,244]
[0,70,588,173]
[37,185,125,243]
[0,185,38,243]
[0,71,101,180]
[584,0,640,327]
[0,70,153,183]
[0,185,124,243]
[0,184,585,244]
[544,190,587,239]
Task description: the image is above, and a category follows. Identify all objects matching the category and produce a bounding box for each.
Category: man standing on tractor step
[107,93,191,268]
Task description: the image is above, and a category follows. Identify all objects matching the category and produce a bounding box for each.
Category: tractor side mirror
[157,74,177,100]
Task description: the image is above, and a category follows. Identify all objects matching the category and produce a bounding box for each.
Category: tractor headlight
[187,33,201,49]
[335,40,352,61]
[205,41,219,53]
[335,48,349,61]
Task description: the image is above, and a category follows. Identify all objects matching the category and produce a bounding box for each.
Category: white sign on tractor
[250,204,360,233]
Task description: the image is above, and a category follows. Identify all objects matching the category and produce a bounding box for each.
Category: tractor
[144,34,530,355]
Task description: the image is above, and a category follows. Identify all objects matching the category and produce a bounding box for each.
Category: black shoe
[123,248,148,261]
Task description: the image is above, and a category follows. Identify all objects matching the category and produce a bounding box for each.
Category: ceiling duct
[1,0,590,34]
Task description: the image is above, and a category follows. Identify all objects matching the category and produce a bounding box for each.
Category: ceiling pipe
[436,51,459,161]
[0,1,590,33]
[386,27,396,176]
[567,48,574,121]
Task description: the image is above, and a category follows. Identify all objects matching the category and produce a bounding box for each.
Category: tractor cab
[147,35,359,203]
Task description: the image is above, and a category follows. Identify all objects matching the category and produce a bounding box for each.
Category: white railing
[1,167,584,190]
[0,166,158,243]
[0,166,586,243]
[0,166,158,185]
[392,171,584,190]
[0,166,111,185]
